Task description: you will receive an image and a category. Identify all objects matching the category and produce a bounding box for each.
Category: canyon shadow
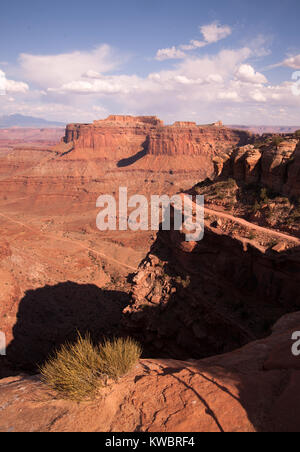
[6,281,130,373]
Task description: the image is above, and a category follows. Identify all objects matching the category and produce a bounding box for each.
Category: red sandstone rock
[123,220,300,360]
[0,311,299,432]
[215,137,300,197]
[64,115,253,165]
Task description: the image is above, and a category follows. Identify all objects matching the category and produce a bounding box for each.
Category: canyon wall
[123,220,300,360]
[214,138,300,197]
[64,115,254,161]
[64,116,163,159]
[147,122,251,156]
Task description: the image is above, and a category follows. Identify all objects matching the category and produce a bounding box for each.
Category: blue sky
[1,0,300,124]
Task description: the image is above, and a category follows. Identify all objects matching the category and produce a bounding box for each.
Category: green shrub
[248,231,256,240]
[272,136,284,148]
[40,334,141,401]
[294,130,300,138]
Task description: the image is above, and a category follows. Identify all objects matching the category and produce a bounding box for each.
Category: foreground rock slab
[0,312,299,432]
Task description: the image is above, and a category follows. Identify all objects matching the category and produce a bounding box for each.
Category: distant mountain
[227,124,300,135]
[0,114,65,128]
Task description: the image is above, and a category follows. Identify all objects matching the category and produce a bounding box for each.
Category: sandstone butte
[0,116,300,432]
[63,115,253,174]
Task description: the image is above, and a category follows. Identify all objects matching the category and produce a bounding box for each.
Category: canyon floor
[0,120,299,432]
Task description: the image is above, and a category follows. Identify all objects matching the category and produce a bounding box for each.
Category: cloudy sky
[1,0,300,125]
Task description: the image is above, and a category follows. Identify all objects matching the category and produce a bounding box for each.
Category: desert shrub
[175,275,191,288]
[40,332,104,401]
[226,200,235,210]
[216,193,226,200]
[208,179,237,200]
[98,337,142,380]
[260,188,269,203]
[227,178,237,188]
[217,178,236,190]
[253,139,264,148]
[294,130,300,138]
[272,136,284,148]
[248,231,256,240]
[40,334,141,401]
[287,205,300,224]
[267,239,278,248]
[253,200,261,214]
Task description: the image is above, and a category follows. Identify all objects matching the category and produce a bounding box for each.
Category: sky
[1,0,300,125]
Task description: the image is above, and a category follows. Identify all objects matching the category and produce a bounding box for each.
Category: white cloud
[200,22,232,44]
[155,47,186,61]
[281,54,300,69]
[18,45,120,88]
[50,74,141,95]
[250,90,267,102]
[180,40,206,51]
[218,91,240,101]
[83,70,103,79]
[0,69,29,93]
[267,53,300,70]
[155,21,232,60]
[2,37,300,126]
[235,64,267,84]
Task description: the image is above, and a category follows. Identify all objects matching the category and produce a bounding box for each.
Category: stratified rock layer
[215,138,300,197]
[64,115,253,170]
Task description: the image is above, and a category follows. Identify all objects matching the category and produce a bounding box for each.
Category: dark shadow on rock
[5,281,130,374]
[117,140,148,168]
[123,226,300,361]
[117,148,147,168]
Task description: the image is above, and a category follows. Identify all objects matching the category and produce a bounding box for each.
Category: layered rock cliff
[147,122,251,156]
[64,115,253,162]
[214,137,300,198]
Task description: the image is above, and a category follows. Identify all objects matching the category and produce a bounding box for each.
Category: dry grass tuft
[40,332,103,401]
[98,337,142,380]
[40,333,141,401]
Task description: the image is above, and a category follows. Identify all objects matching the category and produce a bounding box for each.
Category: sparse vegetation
[40,333,104,401]
[175,275,191,288]
[97,337,142,380]
[260,188,269,203]
[267,239,278,248]
[272,136,284,149]
[248,231,256,240]
[294,130,300,138]
[252,200,261,214]
[198,178,237,202]
[40,333,141,401]
[286,199,300,225]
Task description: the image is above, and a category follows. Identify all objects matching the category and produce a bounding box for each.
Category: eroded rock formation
[64,115,253,163]
[123,218,300,360]
[214,138,300,197]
